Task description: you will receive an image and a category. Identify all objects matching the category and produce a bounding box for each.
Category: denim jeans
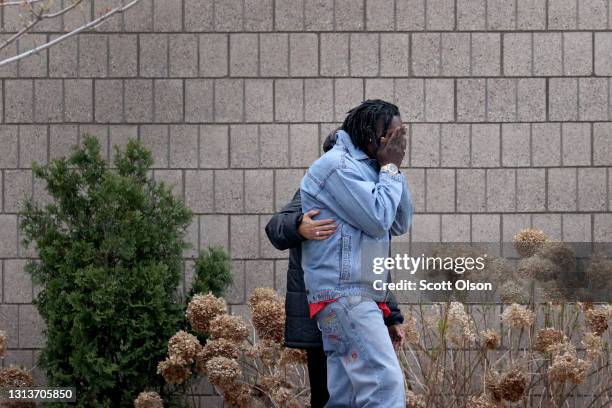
[315,296,405,408]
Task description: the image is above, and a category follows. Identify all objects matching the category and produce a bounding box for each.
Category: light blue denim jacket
[300,129,413,304]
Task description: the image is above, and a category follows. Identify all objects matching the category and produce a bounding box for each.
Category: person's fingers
[316,222,336,229]
[310,218,335,226]
[390,129,403,147]
[312,232,334,240]
[315,225,336,234]
[311,230,334,239]
[303,209,320,219]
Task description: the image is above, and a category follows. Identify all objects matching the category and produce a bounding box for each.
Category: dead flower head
[584,305,612,336]
[481,256,514,283]
[248,288,280,306]
[186,293,227,335]
[502,303,535,330]
[534,328,566,354]
[517,255,560,281]
[513,228,547,257]
[445,302,476,345]
[548,342,590,384]
[197,338,240,373]
[279,348,307,367]
[536,241,576,273]
[499,279,531,305]
[487,366,528,403]
[466,395,496,408]
[481,329,501,350]
[167,330,201,363]
[209,314,250,343]
[406,390,427,408]
[157,355,191,385]
[586,252,612,288]
[270,386,300,408]
[251,300,285,343]
[134,391,163,408]
[222,382,252,408]
[582,332,604,360]
[246,339,283,365]
[205,356,241,387]
[0,366,34,388]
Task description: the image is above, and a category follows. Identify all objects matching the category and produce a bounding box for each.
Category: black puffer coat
[265,189,404,349]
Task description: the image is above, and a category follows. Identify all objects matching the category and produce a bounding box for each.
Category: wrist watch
[380,163,399,176]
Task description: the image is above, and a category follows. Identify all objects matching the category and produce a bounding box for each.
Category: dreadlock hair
[341,99,400,153]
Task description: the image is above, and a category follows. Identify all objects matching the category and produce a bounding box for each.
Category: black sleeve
[264,189,306,251]
[384,289,404,327]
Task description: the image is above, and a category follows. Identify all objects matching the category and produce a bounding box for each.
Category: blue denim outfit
[299,129,412,303]
[300,129,411,408]
[315,296,406,408]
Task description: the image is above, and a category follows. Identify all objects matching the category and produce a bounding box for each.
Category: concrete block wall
[0,0,611,400]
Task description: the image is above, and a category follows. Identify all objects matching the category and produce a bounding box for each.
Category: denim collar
[335,129,370,161]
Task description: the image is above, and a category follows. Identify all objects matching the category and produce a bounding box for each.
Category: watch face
[388,164,398,173]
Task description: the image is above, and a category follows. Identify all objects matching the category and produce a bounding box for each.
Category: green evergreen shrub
[19,135,193,407]
[188,246,232,300]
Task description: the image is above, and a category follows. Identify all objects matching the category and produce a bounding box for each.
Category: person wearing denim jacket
[300,100,412,407]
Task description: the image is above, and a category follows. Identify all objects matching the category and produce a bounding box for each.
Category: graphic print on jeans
[315,296,405,408]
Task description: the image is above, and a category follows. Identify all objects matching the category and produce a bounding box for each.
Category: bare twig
[0,0,142,67]
[0,0,47,7]
[0,0,85,52]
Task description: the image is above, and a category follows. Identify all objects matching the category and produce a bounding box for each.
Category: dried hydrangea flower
[186,293,227,335]
[534,328,566,354]
[260,375,287,392]
[278,348,307,367]
[582,332,604,360]
[270,386,299,407]
[134,391,163,408]
[209,314,250,343]
[481,329,501,350]
[222,382,252,408]
[487,366,528,403]
[485,372,503,403]
[481,256,514,284]
[0,330,6,357]
[402,312,420,346]
[246,339,282,366]
[196,338,240,373]
[445,302,476,345]
[205,356,241,387]
[157,355,191,385]
[406,390,427,408]
[502,303,534,330]
[584,305,611,336]
[536,241,576,273]
[0,366,34,388]
[466,395,496,408]
[513,228,547,257]
[167,330,201,363]
[248,288,279,306]
[251,299,285,343]
[499,279,531,305]
[548,342,590,384]
[517,255,560,281]
[586,252,612,288]
[536,280,567,303]
[497,367,528,402]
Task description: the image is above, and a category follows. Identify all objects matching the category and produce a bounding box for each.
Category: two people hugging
[266,99,412,408]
